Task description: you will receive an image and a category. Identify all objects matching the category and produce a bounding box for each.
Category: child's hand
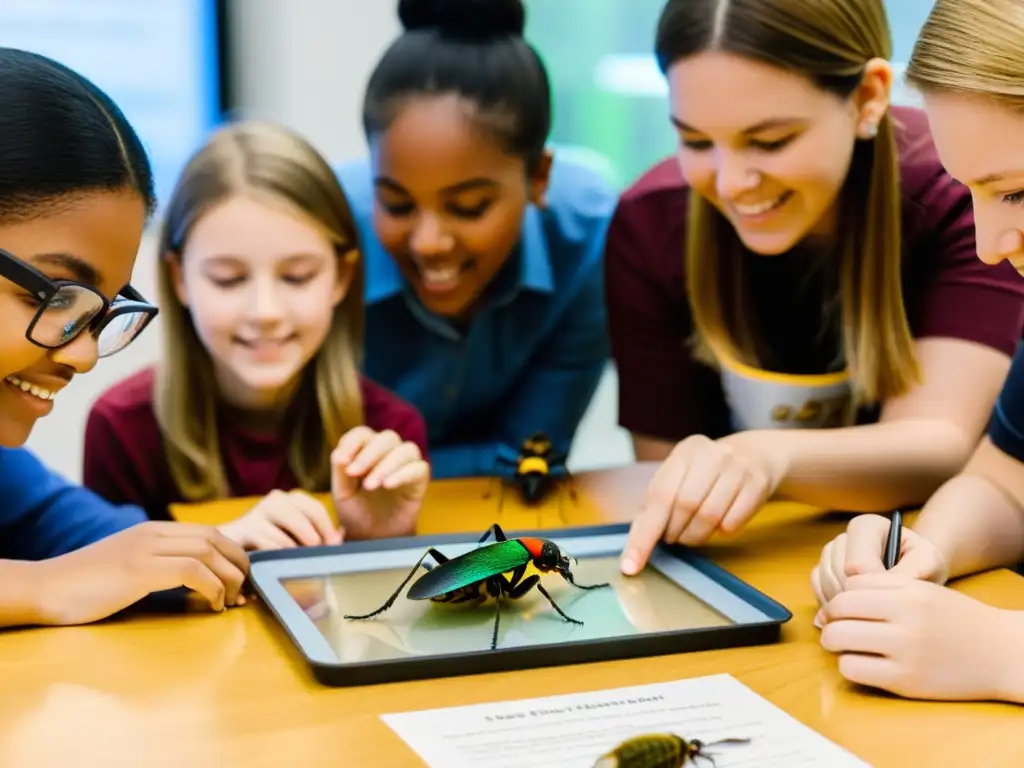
[620,432,786,575]
[330,426,430,540]
[32,521,249,625]
[810,514,950,607]
[217,489,343,551]
[818,574,1022,702]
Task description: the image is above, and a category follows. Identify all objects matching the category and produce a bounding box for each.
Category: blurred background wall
[2,0,939,482]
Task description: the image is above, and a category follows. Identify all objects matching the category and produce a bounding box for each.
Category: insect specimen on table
[593,733,751,768]
[483,432,579,523]
[342,523,610,650]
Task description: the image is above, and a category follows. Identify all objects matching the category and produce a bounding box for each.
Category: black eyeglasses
[0,247,158,358]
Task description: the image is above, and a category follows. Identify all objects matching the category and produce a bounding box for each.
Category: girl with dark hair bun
[336,0,617,480]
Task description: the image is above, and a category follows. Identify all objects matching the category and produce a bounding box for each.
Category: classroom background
[3,0,939,484]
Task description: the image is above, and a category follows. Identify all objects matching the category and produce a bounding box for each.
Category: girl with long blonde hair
[610,0,1024,575]
[83,121,430,548]
[812,0,1024,706]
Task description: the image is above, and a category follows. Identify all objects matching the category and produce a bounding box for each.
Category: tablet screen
[279,553,734,664]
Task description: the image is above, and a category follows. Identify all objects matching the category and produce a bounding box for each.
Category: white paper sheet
[381,673,872,767]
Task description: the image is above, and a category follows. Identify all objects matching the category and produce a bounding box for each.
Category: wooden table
[1,463,1022,767]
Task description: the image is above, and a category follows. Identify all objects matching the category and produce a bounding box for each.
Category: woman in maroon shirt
[610,0,1024,574]
[83,122,431,549]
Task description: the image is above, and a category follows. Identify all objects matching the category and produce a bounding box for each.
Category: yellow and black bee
[484,432,578,523]
[593,733,750,768]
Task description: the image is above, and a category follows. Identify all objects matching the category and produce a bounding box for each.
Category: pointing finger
[620,455,689,575]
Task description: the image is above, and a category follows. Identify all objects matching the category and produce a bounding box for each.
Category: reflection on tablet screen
[280,556,732,663]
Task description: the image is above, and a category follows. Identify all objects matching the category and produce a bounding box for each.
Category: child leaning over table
[82,121,431,551]
[0,46,246,626]
[810,0,1024,706]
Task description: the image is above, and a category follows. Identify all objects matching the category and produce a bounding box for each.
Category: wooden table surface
[1,462,1022,767]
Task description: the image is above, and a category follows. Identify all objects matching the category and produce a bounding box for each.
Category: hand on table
[33,521,249,625]
[331,426,430,540]
[218,489,342,551]
[817,573,1020,702]
[620,433,786,575]
[810,513,949,606]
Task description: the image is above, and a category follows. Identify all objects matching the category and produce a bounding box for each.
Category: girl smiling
[84,121,431,549]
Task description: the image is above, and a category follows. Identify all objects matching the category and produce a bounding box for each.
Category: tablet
[248,523,792,687]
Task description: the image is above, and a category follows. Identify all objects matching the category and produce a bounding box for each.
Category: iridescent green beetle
[343,523,610,650]
[593,734,751,768]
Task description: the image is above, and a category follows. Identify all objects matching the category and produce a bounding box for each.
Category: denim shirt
[335,153,616,478]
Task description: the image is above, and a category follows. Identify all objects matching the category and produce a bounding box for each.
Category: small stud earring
[861,122,878,139]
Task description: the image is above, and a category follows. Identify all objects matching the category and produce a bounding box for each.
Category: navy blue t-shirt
[988,344,1024,464]
[986,345,1024,574]
[0,446,146,561]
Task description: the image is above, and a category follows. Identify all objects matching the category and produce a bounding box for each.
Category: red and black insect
[343,523,609,650]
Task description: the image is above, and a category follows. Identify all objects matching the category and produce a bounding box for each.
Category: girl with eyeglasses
[0,47,248,628]
[609,0,1024,575]
[81,121,432,549]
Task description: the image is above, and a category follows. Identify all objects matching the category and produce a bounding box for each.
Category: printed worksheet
[381,673,872,767]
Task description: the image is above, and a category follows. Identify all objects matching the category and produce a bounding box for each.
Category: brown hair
[906,0,1024,111]
[154,121,365,501]
[655,0,915,406]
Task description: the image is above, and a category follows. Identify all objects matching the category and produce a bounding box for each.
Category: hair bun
[398,0,525,39]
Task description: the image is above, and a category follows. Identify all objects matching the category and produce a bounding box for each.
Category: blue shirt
[336,154,616,479]
[0,447,146,561]
[989,343,1024,463]
[985,342,1024,575]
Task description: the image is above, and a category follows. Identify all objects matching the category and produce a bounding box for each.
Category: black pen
[883,508,903,570]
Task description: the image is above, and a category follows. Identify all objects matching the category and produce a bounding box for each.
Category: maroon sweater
[606,105,1024,442]
[82,367,429,520]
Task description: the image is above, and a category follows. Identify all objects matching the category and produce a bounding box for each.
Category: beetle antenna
[562,569,610,591]
[706,738,751,747]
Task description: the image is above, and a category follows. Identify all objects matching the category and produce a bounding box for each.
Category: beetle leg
[478,523,508,545]
[505,562,528,591]
[483,456,515,499]
[419,548,450,573]
[506,573,539,599]
[343,547,448,620]
[490,596,502,651]
[535,583,584,625]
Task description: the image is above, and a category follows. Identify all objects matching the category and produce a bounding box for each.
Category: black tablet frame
[248,523,793,687]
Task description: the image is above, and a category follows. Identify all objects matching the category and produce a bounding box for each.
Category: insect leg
[478,522,509,544]
[561,569,611,591]
[693,737,751,767]
[342,547,448,620]
[419,548,450,573]
[535,582,584,625]
[482,456,515,499]
[497,562,525,592]
[490,595,502,650]
[506,573,539,598]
